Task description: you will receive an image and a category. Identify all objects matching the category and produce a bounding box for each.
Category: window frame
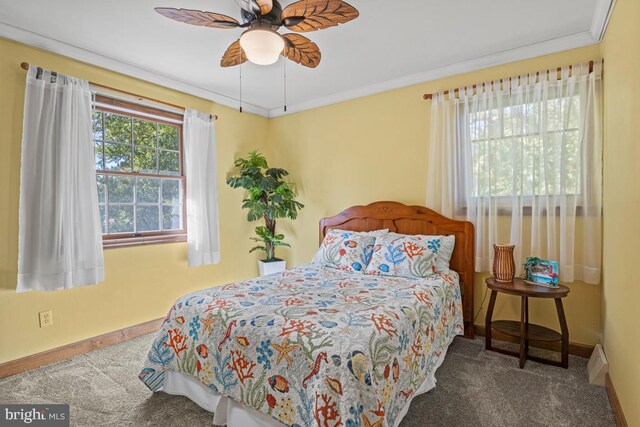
[93,95,187,248]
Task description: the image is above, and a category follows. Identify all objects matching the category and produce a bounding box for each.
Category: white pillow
[434,235,455,273]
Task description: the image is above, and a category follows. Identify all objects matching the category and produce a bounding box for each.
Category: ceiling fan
[155,0,359,69]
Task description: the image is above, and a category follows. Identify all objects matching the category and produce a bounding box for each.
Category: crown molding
[0,22,270,117]
[590,0,616,41]
[1,19,605,120]
[268,31,598,118]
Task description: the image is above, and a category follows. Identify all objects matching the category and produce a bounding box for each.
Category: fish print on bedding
[139,264,463,427]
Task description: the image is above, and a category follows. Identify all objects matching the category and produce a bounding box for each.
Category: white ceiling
[0,0,613,117]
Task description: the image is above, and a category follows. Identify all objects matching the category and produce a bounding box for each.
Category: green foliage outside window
[93,109,183,235]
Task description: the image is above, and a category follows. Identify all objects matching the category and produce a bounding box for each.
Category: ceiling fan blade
[232,0,270,16]
[233,0,256,16]
[221,40,248,67]
[281,34,321,68]
[281,0,358,32]
[255,0,273,15]
[155,8,240,29]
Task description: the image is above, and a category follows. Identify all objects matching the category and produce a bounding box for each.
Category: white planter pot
[258,259,286,276]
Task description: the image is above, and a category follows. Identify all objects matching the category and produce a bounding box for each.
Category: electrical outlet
[39,310,53,328]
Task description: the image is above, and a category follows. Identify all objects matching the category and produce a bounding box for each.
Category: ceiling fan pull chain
[239,49,243,113]
[284,58,287,112]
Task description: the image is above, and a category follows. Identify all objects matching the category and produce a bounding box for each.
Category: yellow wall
[0,38,270,364]
[267,44,604,346]
[0,32,615,382]
[601,0,640,424]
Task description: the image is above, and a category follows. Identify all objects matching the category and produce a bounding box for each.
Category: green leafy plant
[226,151,304,262]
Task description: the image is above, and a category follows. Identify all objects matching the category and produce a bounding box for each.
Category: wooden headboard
[319,201,475,339]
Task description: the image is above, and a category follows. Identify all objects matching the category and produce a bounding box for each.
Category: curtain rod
[20,62,218,121]
[422,60,602,100]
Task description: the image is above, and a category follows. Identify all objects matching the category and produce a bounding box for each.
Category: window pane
[107,175,134,203]
[95,140,104,171]
[108,205,134,233]
[158,124,179,150]
[466,94,583,199]
[96,104,183,238]
[99,204,106,234]
[162,205,182,230]
[105,142,132,171]
[134,119,157,148]
[96,174,106,203]
[93,111,103,141]
[104,112,131,144]
[159,150,180,175]
[136,205,160,231]
[162,179,181,205]
[564,130,580,194]
[136,177,160,203]
[134,146,158,174]
[568,96,580,129]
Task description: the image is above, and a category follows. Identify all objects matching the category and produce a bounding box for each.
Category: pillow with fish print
[364,233,439,278]
[387,233,455,273]
[312,229,376,273]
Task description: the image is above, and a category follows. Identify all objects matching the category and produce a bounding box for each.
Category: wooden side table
[485,277,570,369]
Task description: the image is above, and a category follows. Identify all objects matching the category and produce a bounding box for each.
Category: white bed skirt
[159,337,454,427]
[162,371,283,426]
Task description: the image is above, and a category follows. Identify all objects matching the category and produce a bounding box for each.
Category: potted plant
[226,151,304,276]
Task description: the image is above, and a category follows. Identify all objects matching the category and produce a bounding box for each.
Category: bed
[139,201,474,426]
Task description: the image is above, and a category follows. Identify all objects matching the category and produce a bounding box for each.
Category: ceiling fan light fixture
[240,28,284,65]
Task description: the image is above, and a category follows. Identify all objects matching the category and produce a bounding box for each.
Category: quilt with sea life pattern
[139,264,463,427]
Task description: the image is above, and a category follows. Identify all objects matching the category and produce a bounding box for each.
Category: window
[460,93,584,207]
[428,61,602,283]
[93,96,186,247]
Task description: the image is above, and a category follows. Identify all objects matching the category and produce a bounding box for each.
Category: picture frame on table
[524,257,559,287]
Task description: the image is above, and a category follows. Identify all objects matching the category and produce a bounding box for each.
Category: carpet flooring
[0,335,615,426]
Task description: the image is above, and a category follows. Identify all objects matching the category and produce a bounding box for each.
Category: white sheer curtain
[427,61,603,284]
[184,109,220,267]
[18,66,104,292]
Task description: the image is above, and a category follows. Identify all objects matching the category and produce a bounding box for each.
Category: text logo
[0,405,69,426]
